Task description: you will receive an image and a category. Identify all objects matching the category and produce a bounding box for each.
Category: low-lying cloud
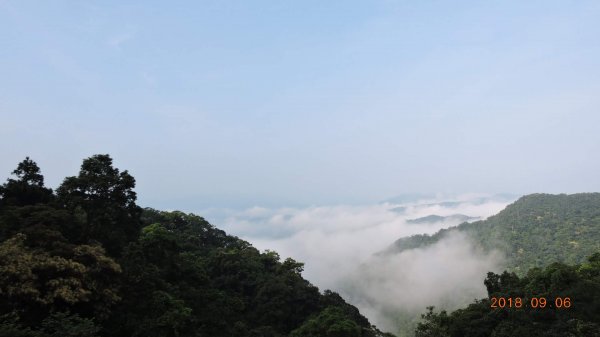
[341,232,504,331]
[204,194,514,333]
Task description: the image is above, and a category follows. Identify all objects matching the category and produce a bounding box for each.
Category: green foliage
[387,193,600,274]
[0,311,99,337]
[110,210,387,336]
[414,307,449,337]
[0,233,121,324]
[40,311,100,337]
[0,312,43,337]
[0,157,53,208]
[129,291,193,337]
[415,253,600,337]
[290,307,361,337]
[56,154,141,256]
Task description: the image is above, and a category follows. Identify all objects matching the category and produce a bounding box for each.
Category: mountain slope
[0,155,395,337]
[415,252,600,337]
[384,193,600,274]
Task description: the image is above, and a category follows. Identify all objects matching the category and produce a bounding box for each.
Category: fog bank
[208,194,513,332]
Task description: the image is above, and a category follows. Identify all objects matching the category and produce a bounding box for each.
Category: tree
[129,291,193,337]
[39,311,100,337]
[0,234,121,325]
[0,311,100,337]
[415,307,449,337]
[56,155,141,256]
[289,307,361,337]
[0,157,53,208]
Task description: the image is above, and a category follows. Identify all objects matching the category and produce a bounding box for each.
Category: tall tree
[57,155,141,256]
[0,157,53,207]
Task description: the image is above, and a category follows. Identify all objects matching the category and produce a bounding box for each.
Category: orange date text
[490,297,571,309]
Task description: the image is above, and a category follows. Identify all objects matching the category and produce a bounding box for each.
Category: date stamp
[490,297,571,309]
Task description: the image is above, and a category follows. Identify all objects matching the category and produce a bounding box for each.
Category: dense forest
[0,155,394,337]
[415,253,600,336]
[385,193,600,274]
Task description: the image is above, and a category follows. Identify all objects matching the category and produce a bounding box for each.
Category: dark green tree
[40,311,100,337]
[57,155,141,256]
[0,157,53,208]
[289,306,361,337]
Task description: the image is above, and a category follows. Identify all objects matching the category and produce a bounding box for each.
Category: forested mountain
[415,253,600,336]
[384,193,600,274]
[0,155,394,337]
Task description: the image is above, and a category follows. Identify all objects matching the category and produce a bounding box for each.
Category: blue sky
[1,1,600,209]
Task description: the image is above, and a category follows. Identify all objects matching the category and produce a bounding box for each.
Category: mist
[207,194,514,332]
[340,232,504,331]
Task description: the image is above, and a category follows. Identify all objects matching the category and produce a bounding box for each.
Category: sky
[2,0,600,210]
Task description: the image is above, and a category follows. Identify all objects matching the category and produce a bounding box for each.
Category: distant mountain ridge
[406,214,480,224]
[383,193,600,274]
[383,193,517,206]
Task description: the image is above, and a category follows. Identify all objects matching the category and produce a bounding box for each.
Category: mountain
[384,193,600,274]
[390,206,407,214]
[406,214,480,224]
[0,155,395,337]
[386,194,517,216]
[384,193,517,207]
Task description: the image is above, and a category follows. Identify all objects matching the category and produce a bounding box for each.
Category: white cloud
[340,232,504,330]
[215,194,514,332]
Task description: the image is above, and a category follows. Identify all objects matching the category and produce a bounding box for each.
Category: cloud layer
[209,194,513,332]
[340,232,504,330]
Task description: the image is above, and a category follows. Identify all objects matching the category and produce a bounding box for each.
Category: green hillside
[385,193,600,274]
[0,155,394,337]
[415,252,600,336]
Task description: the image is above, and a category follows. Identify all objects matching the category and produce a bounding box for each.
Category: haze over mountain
[3,156,599,337]
[209,194,514,333]
[385,193,600,274]
[2,0,600,336]
[372,193,600,335]
[217,193,600,336]
[406,214,480,225]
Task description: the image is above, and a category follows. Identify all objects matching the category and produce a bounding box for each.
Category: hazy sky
[2,1,600,209]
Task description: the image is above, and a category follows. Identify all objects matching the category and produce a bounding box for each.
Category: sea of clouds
[203,193,516,332]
